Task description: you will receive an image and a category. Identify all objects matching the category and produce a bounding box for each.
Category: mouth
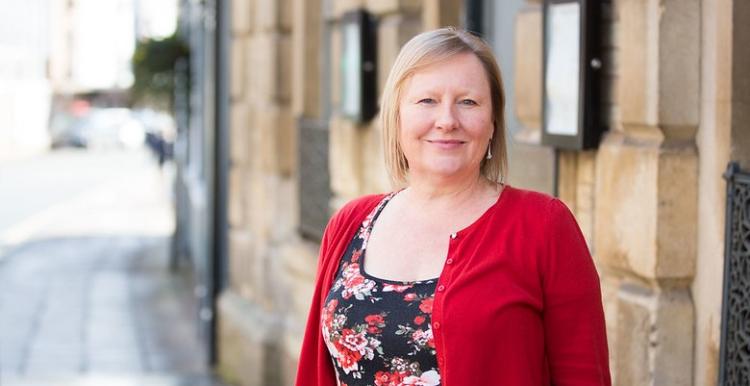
[426,139,466,144]
[425,139,466,150]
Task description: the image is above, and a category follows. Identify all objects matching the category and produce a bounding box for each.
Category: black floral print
[321,193,441,386]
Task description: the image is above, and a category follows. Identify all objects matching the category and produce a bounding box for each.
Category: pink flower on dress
[365,313,386,334]
[410,328,433,347]
[374,370,407,386]
[403,370,440,386]
[322,299,338,326]
[383,283,413,293]
[340,263,376,300]
[340,328,368,352]
[418,297,433,313]
[365,314,384,325]
[331,329,366,374]
[336,347,362,374]
[351,248,363,262]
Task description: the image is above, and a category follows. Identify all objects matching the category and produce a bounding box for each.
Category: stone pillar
[487,0,737,384]
[731,0,750,170]
[277,0,326,383]
[592,0,701,384]
[691,1,750,384]
[690,1,732,382]
[219,0,296,385]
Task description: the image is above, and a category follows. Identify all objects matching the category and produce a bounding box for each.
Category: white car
[63,108,146,150]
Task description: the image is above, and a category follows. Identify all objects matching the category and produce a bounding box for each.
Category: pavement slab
[0,149,225,386]
[0,236,225,385]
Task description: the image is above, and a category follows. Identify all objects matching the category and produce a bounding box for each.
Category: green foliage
[131,34,189,109]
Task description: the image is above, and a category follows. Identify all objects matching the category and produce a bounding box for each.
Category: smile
[426,139,466,149]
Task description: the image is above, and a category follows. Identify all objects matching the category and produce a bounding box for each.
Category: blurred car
[50,108,145,150]
[49,112,87,148]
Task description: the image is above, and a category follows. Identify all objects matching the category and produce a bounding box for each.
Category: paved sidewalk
[0,238,224,386]
[0,150,225,386]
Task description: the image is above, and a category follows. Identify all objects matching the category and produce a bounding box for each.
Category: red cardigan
[295,186,611,385]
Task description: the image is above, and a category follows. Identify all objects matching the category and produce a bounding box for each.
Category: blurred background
[1,0,749,386]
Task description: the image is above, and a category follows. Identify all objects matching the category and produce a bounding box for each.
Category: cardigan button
[450,233,457,240]
[437,285,445,292]
[433,322,441,329]
[446,258,453,265]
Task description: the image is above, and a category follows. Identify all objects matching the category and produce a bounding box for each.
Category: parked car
[50,108,145,150]
[49,112,87,148]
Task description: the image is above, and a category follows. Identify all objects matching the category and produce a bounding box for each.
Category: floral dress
[321,193,441,386]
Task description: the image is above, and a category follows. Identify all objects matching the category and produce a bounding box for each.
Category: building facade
[0,0,53,159]
[175,0,750,385]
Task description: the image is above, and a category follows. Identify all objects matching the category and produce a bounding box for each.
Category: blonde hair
[380,27,508,187]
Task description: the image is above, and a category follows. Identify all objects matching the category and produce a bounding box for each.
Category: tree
[131,34,189,110]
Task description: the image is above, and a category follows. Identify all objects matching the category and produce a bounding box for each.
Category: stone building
[176,0,750,385]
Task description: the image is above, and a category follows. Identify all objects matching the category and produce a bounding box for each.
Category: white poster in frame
[544,2,581,137]
[341,21,362,120]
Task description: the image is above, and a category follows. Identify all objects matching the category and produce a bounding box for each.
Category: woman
[296,28,610,386]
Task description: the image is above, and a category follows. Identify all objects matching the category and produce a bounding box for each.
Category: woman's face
[398,52,494,183]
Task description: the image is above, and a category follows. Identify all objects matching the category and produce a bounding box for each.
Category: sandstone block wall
[218,1,744,384]
[220,0,298,385]
[512,1,734,384]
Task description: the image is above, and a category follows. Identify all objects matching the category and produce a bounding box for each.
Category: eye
[417,98,436,105]
[460,99,478,106]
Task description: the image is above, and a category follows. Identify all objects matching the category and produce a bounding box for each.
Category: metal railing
[719,162,750,385]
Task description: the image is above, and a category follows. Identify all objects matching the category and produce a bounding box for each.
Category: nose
[435,101,459,131]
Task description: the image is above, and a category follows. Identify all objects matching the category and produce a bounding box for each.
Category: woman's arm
[295,214,340,386]
[541,199,612,386]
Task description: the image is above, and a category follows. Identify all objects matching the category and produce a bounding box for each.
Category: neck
[405,171,494,206]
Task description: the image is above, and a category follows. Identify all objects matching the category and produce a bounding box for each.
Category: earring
[486,142,493,160]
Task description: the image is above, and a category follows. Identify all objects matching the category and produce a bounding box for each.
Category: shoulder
[323,193,388,238]
[314,193,388,277]
[493,186,579,240]
[333,193,387,223]
[500,185,568,218]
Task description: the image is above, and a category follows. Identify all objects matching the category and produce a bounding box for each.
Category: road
[0,148,222,386]
[0,149,153,236]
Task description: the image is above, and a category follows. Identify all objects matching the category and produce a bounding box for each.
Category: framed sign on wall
[340,9,377,123]
[541,0,606,150]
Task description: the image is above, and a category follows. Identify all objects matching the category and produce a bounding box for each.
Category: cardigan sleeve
[295,194,384,386]
[541,199,611,386]
[295,211,340,386]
